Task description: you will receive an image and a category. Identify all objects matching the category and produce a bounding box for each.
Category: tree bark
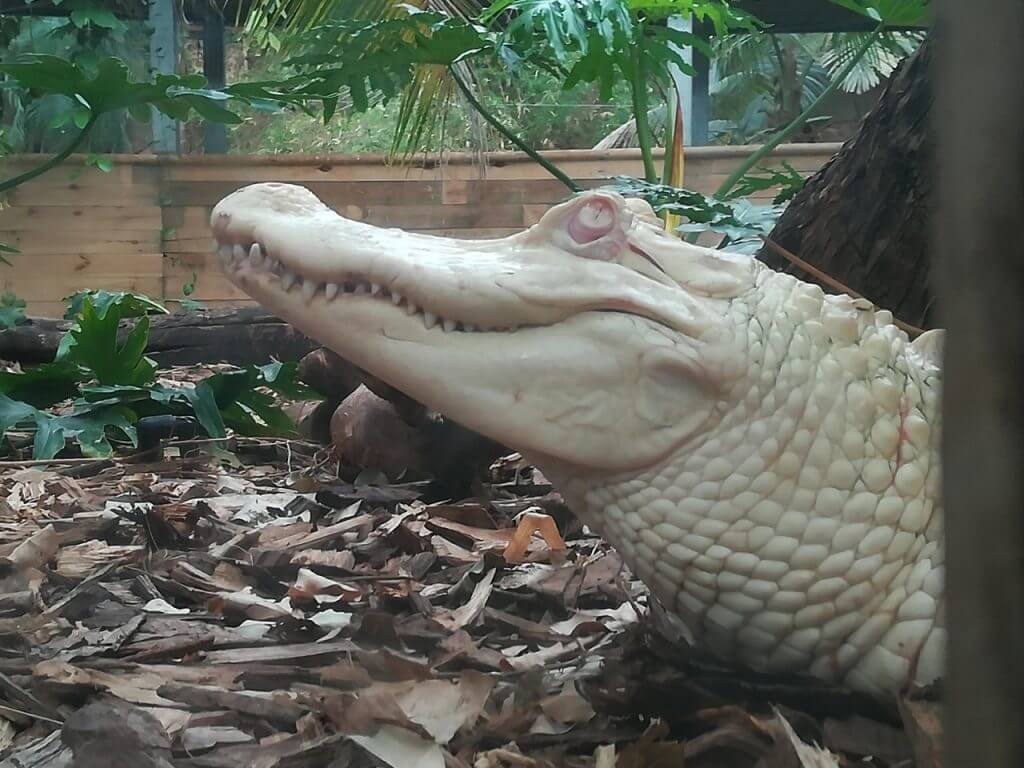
[934,1,1024,765]
[759,34,934,330]
[0,307,317,367]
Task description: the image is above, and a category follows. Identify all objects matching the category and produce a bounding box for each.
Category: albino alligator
[210,183,944,699]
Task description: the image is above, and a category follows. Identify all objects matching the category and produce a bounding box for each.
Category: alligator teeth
[249,243,263,267]
[281,270,297,291]
[217,244,233,266]
[370,283,382,295]
[324,283,339,301]
[391,292,403,306]
[405,301,418,316]
[423,311,437,329]
[301,279,318,302]
[354,284,368,295]
[232,244,246,263]
[442,318,456,333]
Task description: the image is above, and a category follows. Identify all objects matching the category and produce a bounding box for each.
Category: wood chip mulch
[0,428,942,768]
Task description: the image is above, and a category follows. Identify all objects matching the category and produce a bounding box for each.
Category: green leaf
[59,293,160,387]
[606,175,787,242]
[33,417,67,459]
[0,394,40,435]
[63,290,166,321]
[182,381,226,439]
[283,12,498,115]
[257,361,321,400]
[0,393,136,459]
[0,361,83,409]
[0,292,26,329]
[0,54,317,130]
[71,108,91,129]
[826,0,929,25]
[84,154,114,172]
[48,112,72,129]
[723,161,806,204]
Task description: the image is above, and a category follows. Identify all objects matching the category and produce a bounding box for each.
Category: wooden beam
[201,6,228,155]
[735,0,928,32]
[935,0,1024,764]
[148,0,179,154]
[668,16,711,146]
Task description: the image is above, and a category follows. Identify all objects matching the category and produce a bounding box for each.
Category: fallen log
[0,307,317,367]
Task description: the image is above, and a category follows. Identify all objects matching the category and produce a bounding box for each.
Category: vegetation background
[0,13,918,157]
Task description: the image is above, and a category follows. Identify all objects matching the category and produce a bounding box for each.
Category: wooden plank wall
[0,144,839,318]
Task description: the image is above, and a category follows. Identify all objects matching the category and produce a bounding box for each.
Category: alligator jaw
[210,183,742,472]
[211,234,548,337]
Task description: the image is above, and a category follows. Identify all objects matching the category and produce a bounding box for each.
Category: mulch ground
[0,370,943,768]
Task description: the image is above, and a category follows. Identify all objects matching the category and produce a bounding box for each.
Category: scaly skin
[210,183,945,698]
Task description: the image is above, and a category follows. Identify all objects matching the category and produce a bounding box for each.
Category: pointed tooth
[354,283,368,295]
[281,270,297,291]
[423,311,437,329]
[391,292,403,306]
[232,244,246,263]
[370,282,382,295]
[301,279,318,301]
[249,243,264,267]
[405,301,418,315]
[324,283,339,300]
[217,244,233,266]
[442,318,456,332]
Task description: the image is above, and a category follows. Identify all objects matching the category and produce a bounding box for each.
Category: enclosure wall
[0,144,839,317]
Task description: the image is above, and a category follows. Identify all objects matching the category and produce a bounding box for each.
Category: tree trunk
[759,34,934,330]
[0,307,317,368]
[935,0,1024,764]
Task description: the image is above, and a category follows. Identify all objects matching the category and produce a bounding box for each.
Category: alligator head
[211,182,945,699]
[210,183,755,475]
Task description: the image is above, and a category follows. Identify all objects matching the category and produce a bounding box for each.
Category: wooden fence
[0,143,839,318]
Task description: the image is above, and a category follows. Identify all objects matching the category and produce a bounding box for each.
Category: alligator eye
[568,198,616,244]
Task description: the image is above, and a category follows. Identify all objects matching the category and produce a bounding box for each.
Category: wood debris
[0,424,940,767]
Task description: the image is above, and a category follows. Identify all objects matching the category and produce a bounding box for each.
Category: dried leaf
[287,568,362,604]
[433,569,495,630]
[539,681,596,724]
[207,588,298,620]
[391,671,495,743]
[350,724,445,768]
[775,708,841,768]
[55,540,145,579]
[8,524,59,569]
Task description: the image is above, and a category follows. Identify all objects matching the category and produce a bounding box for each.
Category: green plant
[0,292,25,329]
[722,161,806,204]
[608,175,785,251]
[0,53,325,195]
[707,30,922,145]
[711,0,928,200]
[0,291,320,459]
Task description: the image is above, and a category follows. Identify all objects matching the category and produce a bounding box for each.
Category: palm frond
[819,30,923,93]
[241,0,493,162]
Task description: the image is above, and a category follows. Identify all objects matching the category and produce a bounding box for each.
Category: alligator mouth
[213,236,535,335]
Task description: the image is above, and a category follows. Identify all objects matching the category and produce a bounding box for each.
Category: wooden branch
[759,235,926,338]
[0,307,316,367]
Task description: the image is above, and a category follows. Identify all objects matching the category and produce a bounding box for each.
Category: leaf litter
[0,413,941,767]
